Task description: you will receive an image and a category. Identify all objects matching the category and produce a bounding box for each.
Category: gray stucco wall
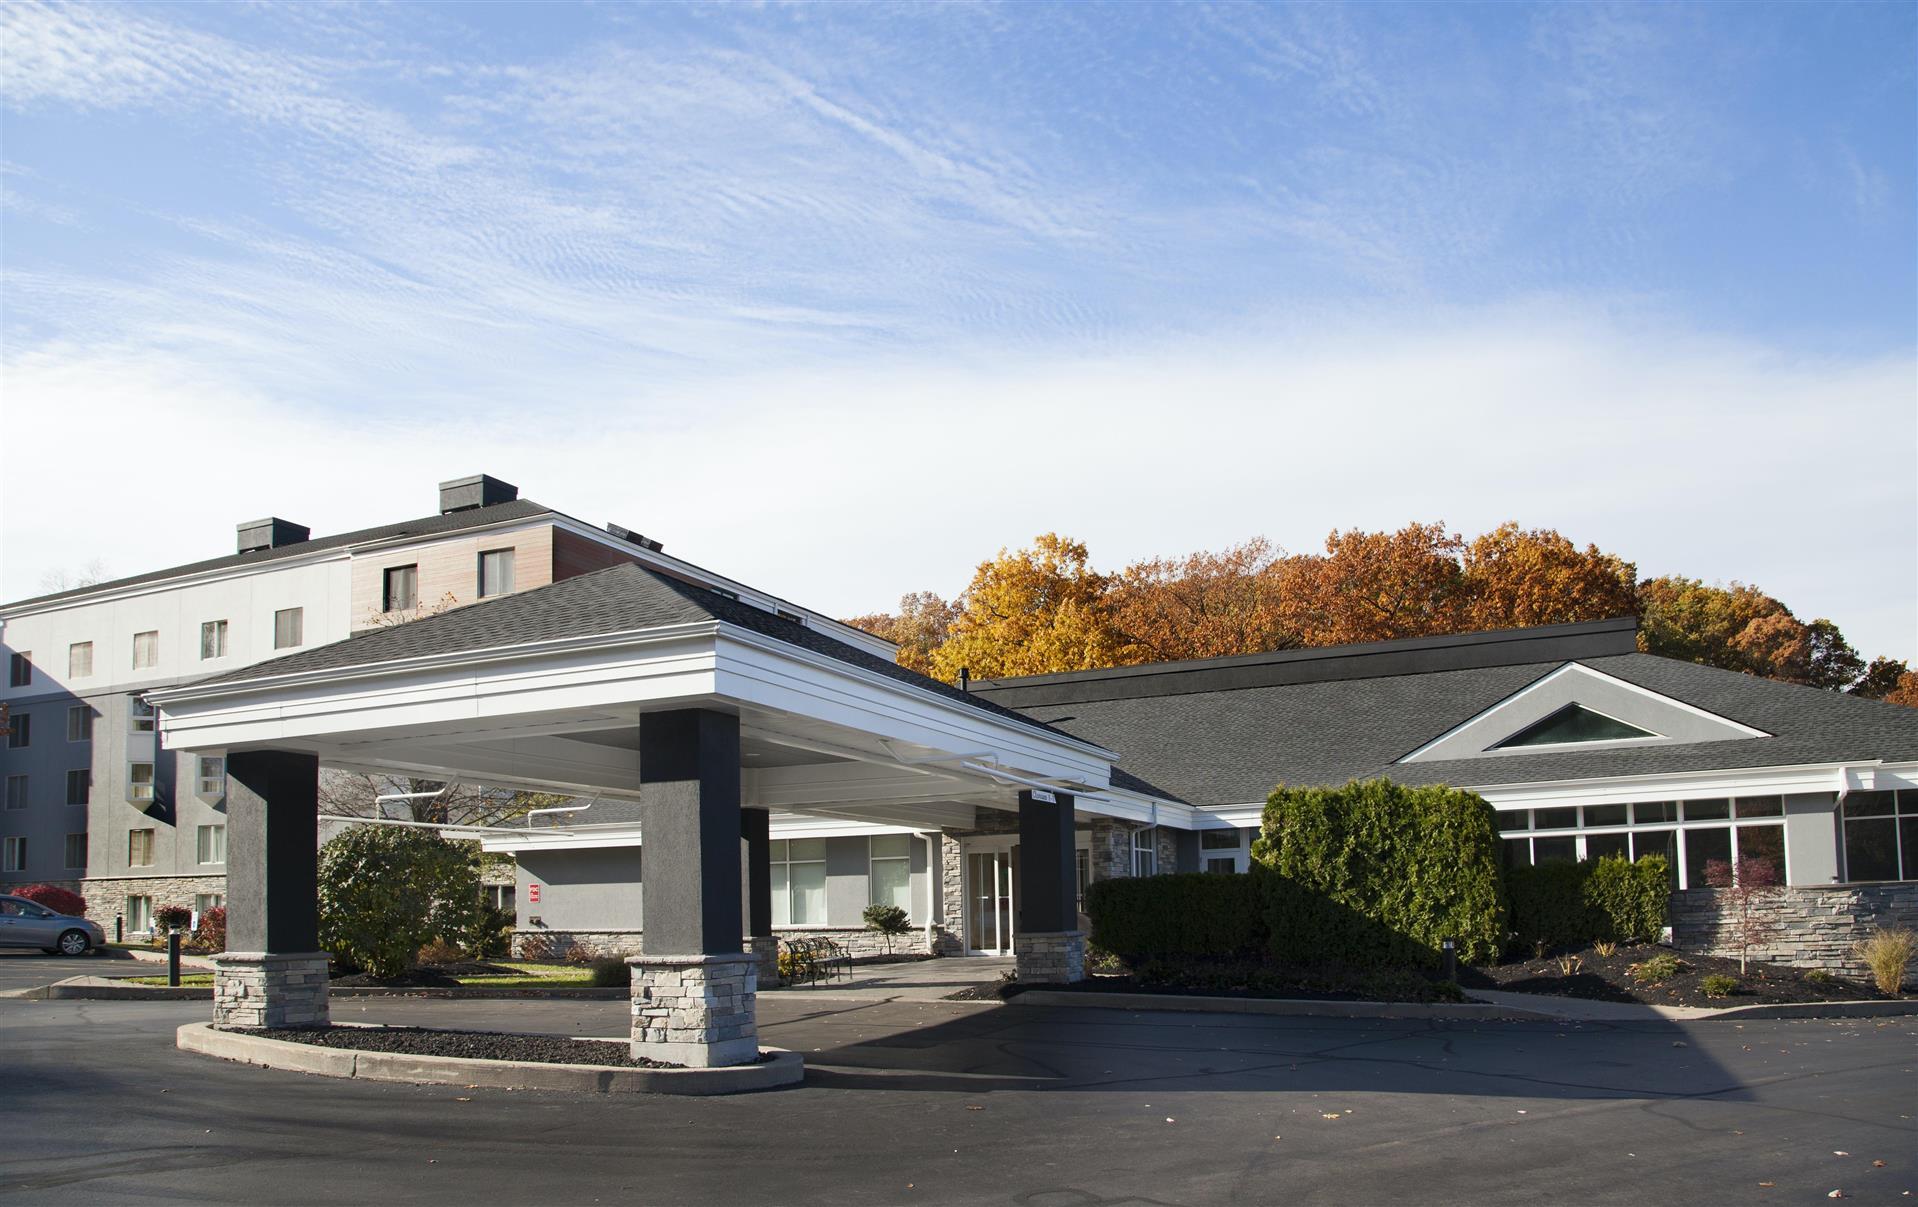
[517,847,644,933]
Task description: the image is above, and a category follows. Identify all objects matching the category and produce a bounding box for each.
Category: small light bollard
[115,914,124,944]
[1440,937,1457,983]
[167,929,183,987]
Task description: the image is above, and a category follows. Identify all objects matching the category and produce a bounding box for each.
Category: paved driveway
[3,993,1912,1205]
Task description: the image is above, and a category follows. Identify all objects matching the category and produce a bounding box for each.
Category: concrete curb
[1699,999,1918,1021]
[0,975,213,1001]
[1014,989,1557,1021]
[176,1022,805,1095]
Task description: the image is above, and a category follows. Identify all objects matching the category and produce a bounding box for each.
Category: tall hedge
[1086,873,1265,961]
[1505,853,1670,949]
[1255,780,1507,966]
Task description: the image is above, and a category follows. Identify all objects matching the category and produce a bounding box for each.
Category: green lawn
[131,961,599,990]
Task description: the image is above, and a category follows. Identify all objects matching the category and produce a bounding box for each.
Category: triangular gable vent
[1491,704,1656,749]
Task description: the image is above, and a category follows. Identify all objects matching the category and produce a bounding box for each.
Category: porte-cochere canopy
[150,561,1185,1067]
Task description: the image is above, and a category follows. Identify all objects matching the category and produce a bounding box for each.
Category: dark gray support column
[629,709,758,1066]
[225,750,320,954]
[637,708,743,954]
[741,807,772,938]
[215,749,328,1028]
[1015,788,1085,984]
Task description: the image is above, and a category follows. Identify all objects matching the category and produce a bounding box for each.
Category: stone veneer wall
[513,926,940,962]
[1014,930,1086,983]
[1087,819,1132,882]
[213,953,330,1029]
[1671,883,1918,983]
[81,874,228,930]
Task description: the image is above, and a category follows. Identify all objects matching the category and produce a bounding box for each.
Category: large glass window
[770,838,827,926]
[869,835,912,918]
[1201,827,1249,873]
[1736,824,1786,882]
[1683,826,1731,888]
[1841,791,1908,883]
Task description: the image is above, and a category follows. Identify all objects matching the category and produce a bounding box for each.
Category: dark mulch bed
[329,968,463,988]
[1461,943,1907,1009]
[237,1025,682,1068]
[948,961,1463,1004]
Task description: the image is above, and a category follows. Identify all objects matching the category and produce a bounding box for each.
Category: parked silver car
[0,894,105,956]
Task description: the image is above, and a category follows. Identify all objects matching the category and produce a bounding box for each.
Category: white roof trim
[1398,661,1769,762]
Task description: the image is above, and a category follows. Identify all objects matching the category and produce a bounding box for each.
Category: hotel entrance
[963,840,1020,955]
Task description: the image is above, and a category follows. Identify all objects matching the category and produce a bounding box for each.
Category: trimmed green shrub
[318,826,483,979]
[1506,854,1670,950]
[1085,873,1265,962]
[1254,779,1507,966]
[1630,951,1683,983]
[1699,973,1738,998]
[588,957,631,988]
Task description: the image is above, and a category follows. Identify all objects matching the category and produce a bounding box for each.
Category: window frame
[127,827,156,868]
[2,836,24,872]
[7,711,29,748]
[125,895,154,934]
[128,762,156,803]
[1494,797,1790,889]
[64,832,87,870]
[130,696,156,733]
[65,768,90,806]
[769,837,828,927]
[200,619,229,660]
[273,607,304,650]
[4,775,26,811]
[383,564,420,613]
[1132,826,1158,877]
[67,705,92,743]
[478,548,516,598]
[196,824,226,866]
[132,630,158,670]
[8,651,30,687]
[196,755,225,799]
[1839,790,1914,884]
[68,642,93,679]
[867,834,914,920]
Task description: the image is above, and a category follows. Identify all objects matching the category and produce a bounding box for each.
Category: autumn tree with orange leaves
[842,521,1910,706]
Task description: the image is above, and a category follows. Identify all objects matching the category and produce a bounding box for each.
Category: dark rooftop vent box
[606,523,664,553]
[438,474,518,514]
[236,517,311,555]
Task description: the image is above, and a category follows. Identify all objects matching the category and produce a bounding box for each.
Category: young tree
[862,903,912,955]
[1701,857,1782,975]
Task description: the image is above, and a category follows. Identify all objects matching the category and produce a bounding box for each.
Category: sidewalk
[762,954,1012,1003]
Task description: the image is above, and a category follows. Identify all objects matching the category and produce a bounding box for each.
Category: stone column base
[214,952,330,1029]
[629,952,759,1068]
[744,935,783,988]
[1015,931,1086,984]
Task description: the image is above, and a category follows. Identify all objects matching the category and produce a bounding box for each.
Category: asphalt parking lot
[1,994,1912,1205]
[0,949,126,993]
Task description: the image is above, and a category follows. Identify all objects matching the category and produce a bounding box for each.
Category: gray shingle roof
[990,651,1918,806]
[3,499,555,610]
[184,561,1084,745]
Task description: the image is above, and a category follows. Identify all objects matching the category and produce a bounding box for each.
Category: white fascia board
[545,516,900,661]
[711,624,1118,778]
[153,625,722,752]
[1196,805,1266,829]
[1467,760,1903,808]
[1398,662,1770,762]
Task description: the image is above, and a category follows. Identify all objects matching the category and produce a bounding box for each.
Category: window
[2,837,24,872]
[868,834,913,918]
[67,705,92,742]
[484,884,515,914]
[200,620,228,660]
[129,762,155,802]
[68,642,92,679]
[1493,704,1657,748]
[65,769,90,806]
[195,892,225,918]
[1132,827,1157,877]
[125,895,153,934]
[128,828,155,867]
[1201,827,1249,874]
[132,631,158,669]
[383,564,420,612]
[7,711,29,748]
[197,756,225,797]
[1841,791,1916,883]
[273,608,304,649]
[4,776,25,810]
[196,824,226,865]
[770,838,827,926]
[8,651,30,687]
[64,833,87,870]
[130,697,155,732]
[478,548,516,598]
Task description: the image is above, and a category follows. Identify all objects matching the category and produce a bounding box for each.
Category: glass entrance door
[965,846,1018,954]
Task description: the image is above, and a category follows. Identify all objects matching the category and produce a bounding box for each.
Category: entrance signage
[528,884,541,903]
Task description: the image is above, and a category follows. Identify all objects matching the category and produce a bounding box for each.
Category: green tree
[318,826,483,978]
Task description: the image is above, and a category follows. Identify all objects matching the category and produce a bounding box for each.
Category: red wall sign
[528,884,541,903]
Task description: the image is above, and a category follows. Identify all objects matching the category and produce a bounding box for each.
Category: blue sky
[2,2,1914,661]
